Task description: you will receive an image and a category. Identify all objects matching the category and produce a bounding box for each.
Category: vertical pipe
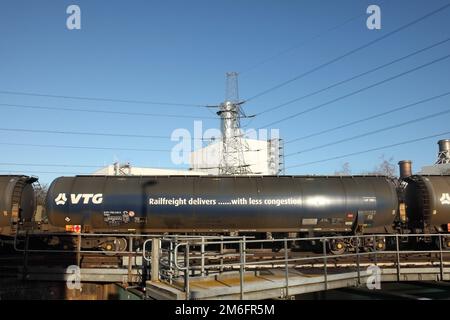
[151,238,160,282]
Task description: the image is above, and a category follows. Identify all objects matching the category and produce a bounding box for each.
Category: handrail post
[396,235,401,282]
[356,236,361,286]
[284,238,289,298]
[220,235,224,273]
[439,234,444,281]
[168,239,173,284]
[127,235,133,284]
[22,231,29,280]
[184,243,190,300]
[76,233,82,267]
[373,236,378,265]
[151,237,160,282]
[141,238,151,284]
[322,238,328,291]
[201,236,205,277]
[174,235,179,278]
[239,237,246,300]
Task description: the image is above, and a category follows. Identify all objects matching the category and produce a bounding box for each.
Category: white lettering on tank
[58,193,103,205]
[92,194,103,204]
[71,194,83,204]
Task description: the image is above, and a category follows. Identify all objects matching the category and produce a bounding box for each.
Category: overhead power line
[239,11,365,75]
[0,142,170,153]
[0,103,216,119]
[285,108,450,157]
[256,37,450,116]
[0,127,218,141]
[245,3,450,102]
[0,170,84,175]
[0,162,190,171]
[285,91,450,144]
[262,54,450,128]
[0,162,100,168]
[285,130,450,169]
[0,90,208,108]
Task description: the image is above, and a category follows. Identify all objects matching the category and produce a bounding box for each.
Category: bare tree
[365,155,396,177]
[35,183,48,206]
[335,162,351,175]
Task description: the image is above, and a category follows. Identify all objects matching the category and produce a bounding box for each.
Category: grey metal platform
[146,267,450,300]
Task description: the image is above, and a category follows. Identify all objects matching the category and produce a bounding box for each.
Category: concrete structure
[420,139,450,175]
[92,163,207,176]
[190,137,283,175]
[420,163,450,175]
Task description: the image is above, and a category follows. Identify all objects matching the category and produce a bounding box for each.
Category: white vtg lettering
[63,193,103,205]
[70,193,103,204]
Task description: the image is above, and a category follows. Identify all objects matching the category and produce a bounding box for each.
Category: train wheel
[445,238,450,250]
[436,236,450,250]
[375,237,386,251]
[329,239,346,255]
[100,237,128,254]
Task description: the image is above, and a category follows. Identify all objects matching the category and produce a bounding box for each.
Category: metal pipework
[438,139,450,153]
[437,139,450,164]
[398,160,412,179]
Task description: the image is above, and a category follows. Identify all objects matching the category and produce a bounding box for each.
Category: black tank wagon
[46,175,398,236]
[404,175,450,235]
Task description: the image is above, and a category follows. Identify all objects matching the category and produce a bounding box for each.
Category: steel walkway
[145,267,450,300]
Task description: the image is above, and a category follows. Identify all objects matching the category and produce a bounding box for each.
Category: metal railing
[142,233,450,300]
[12,230,162,283]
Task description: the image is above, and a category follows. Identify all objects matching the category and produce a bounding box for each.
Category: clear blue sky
[1,0,450,183]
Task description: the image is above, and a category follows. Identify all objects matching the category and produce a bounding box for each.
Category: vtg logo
[55,193,103,205]
[440,193,450,205]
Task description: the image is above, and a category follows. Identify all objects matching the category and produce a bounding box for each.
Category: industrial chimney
[398,160,412,179]
[436,139,450,164]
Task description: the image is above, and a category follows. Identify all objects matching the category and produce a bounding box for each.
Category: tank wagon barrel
[45,175,398,235]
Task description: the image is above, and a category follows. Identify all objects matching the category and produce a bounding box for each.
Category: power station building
[419,139,450,175]
[93,136,284,176]
[189,137,283,175]
[92,162,207,176]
